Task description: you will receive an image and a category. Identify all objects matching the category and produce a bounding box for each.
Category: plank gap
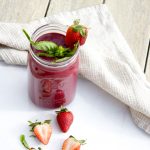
[103,0,106,4]
[144,40,150,73]
[44,0,51,17]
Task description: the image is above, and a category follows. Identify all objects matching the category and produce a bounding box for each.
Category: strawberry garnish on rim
[62,135,86,150]
[65,19,88,48]
[56,106,74,133]
[28,120,52,145]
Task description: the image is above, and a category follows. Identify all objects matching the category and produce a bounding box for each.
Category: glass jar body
[27,24,79,108]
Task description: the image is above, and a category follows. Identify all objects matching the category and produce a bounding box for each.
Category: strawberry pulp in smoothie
[28,25,79,108]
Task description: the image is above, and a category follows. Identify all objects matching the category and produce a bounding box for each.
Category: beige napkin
[0,4,150,134]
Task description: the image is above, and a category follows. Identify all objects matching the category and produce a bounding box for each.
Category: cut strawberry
[56,107,73,132]
[62,135,86,150]
[65,19,88,48]
[28,120,52,145]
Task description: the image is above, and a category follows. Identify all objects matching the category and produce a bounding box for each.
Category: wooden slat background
[0,0,149,81]
[146,44,150,81]
[106,0,150,70]
[47,0,103,15]
[0,0,49,22]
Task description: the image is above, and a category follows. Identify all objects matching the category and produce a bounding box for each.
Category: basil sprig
[20,134,42,150]
[23,29,78,62]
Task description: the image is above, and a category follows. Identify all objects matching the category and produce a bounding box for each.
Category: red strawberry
[28,120,52,145]
[65,19,88,47]
[56,107,73,132]
[62,135,86,150]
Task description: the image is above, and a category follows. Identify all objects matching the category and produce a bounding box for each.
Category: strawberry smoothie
[28,24,79,108]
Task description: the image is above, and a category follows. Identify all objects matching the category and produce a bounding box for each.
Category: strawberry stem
[72,20,87,37]
[73,19,80,25]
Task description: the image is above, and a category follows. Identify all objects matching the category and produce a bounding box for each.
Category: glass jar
[27,24,79,108]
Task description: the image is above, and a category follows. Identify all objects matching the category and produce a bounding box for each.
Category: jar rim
[29,23,79,68]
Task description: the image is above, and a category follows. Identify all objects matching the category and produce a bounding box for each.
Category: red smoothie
[28,26,79,108]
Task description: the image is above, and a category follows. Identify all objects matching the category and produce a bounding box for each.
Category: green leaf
[69,135,86,145]
[22,29,31,42]
[79,29,86,37]
[29,135,36,138]
[20,134,30,149]
[66,42,79,56]
[72,25,83,32]
[22,29,58,52]
[44,120,51,124]
[55,57,70,63]
[36,52,54,57]
[22,29,79,62]
[38,147,42,150]
[22,29,34,45]
[54,46,67,57]
[78,139,86,145]
[33,41,58,51]
[72,22,87,37]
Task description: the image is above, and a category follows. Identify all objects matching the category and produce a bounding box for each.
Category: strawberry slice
[56,107,73,132]
[65,19,88,48]
[62,135,86,150]
[28,120,52,145]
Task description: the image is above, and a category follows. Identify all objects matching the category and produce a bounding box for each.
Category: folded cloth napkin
[0,4,150,134]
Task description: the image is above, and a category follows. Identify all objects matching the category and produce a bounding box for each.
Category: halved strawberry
[65,19,88,47]
[56,107,73,132]
[62,135,86,150]
[28,120,52,145]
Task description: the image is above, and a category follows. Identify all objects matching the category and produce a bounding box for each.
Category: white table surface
[0,62,150,150]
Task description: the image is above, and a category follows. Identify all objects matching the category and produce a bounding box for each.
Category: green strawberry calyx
[28,120,51,132]
[69,135,86,145]
[55,106,69,114]
[72,19,87,37]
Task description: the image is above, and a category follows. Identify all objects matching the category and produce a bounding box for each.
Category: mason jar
[28,24,79,108]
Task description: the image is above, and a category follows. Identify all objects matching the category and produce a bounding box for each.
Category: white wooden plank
[146,47,150,81]
[47,0,103,15]
[106,0,150,69]
[0,0,49,22]
[146,62,150,81]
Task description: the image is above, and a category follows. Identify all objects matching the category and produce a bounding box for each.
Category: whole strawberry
[65,19,88,47]
[56,107,73,132]
[62,135,86,150]
[28,120,52,145]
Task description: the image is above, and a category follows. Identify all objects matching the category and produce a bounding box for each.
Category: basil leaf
[55,57,70,63]
[20,134,30,149]
[22,29,31,42]
[33,41,58,51]
[37,52,54,57]
[55,46,67,57]
[22,29,58,52]
[22,29,79,62]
